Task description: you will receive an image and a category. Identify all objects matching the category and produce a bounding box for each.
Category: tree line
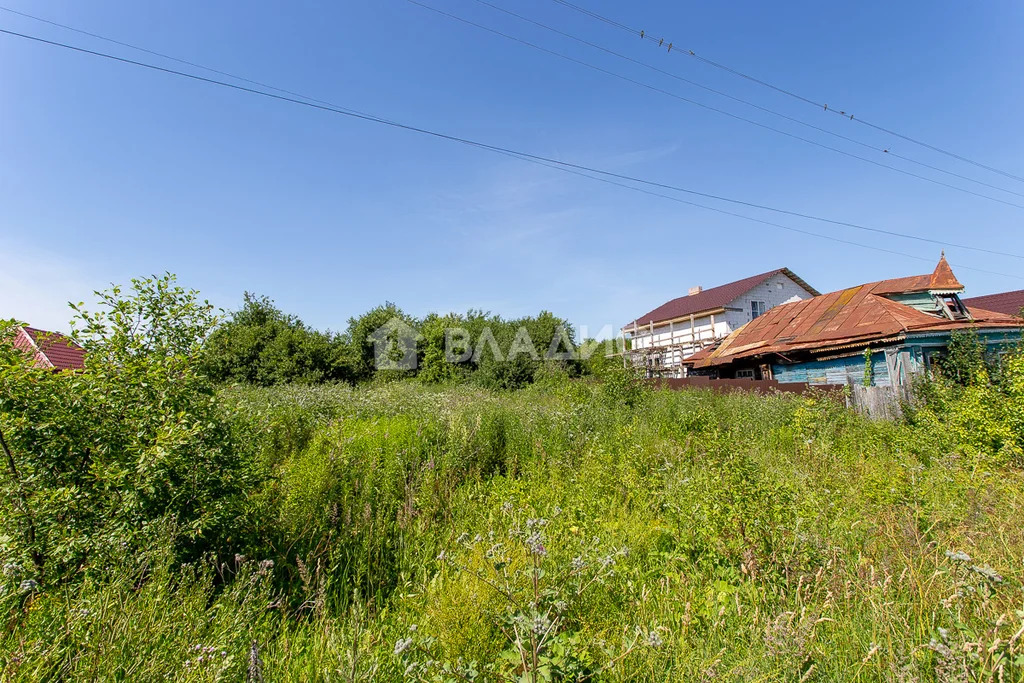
[200,291,624,389]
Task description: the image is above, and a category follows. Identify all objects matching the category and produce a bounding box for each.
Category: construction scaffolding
[623,316,726,378]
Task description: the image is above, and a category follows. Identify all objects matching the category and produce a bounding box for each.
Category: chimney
[688,285,703,296]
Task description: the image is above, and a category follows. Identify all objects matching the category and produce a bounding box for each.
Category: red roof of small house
[623,268,819,331]
[689,258,1018,370]
[13,326,86,371]
[963,290,1024,318]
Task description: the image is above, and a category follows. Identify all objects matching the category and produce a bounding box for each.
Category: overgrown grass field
[4,378,1024,681]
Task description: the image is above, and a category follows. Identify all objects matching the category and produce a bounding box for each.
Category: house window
[751,300,766,319]
[736,369,755,379]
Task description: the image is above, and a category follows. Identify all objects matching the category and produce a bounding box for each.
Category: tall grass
[3,380,1023,680]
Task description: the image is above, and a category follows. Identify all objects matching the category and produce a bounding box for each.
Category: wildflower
[19,579,38,592]
[969,565,1004,583]
[455,532,470,545]
[2,562,20,577]
[394,637,414,655]
[937,627,949,642]
[409,624,418,632]
[945,550,971,563]
[501,501,513,514]
[437,550,448,562]
[571,556,586,571]
[526,532,547,556]
[644,630,665,648]
[473,534,483,544]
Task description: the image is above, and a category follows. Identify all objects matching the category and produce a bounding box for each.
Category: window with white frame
[751,300,766,319]
[736,369,755,379]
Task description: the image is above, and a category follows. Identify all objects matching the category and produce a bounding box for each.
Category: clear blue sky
[3,0,1023,336]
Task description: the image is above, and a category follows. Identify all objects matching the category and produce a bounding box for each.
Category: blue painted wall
[771,328,1021,386]
[772,351,890,386]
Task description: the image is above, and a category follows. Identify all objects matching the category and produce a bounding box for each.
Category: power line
[0,25,1021,280]
[403,0,1024,212]
[550,0,1024,186]
[5,5,1022,251]
[0,4,339,111]
[468,0,1024,201]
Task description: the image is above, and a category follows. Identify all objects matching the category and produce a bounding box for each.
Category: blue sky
[3,0,1023,337]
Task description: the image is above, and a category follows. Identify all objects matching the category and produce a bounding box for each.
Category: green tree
[343,303,416,382]
[578,336,626,377]
[202,293,350,385]
[0,275,244,585]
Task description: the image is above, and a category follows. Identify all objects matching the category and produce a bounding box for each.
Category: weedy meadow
[2,280,1024,681]
[3,377,1024,681]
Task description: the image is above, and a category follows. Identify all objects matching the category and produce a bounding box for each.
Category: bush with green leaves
[0,275,245,584]
[202,292,351,386]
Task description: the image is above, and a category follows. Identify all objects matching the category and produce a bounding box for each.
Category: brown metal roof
[872,254,963,295]
[690,258,1019,369]
[623,267,818,330]
[963,290,1024,318]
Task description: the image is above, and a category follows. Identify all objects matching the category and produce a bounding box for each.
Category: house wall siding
[723,272,816,329]
[770,329,1022,387]
[772,351,891,386]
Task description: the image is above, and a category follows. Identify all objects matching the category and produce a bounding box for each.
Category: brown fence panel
[647,377,841,397]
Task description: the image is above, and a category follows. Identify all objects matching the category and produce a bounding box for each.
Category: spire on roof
[929,253,963,291]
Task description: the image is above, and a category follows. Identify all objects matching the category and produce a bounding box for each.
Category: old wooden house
[685,256,1022,386]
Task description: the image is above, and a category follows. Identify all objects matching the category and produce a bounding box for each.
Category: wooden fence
[846,384,913,420]
[649,377,910,420]
[647,376,840,397]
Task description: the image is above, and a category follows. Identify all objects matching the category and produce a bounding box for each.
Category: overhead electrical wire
[550,0,1024,186]
[0,3,342,111]
[0,25,1021,281]
[404,0,1024,211]
[468,0,1024,201]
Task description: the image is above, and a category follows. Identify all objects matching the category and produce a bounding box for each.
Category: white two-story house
[623,268,818,377]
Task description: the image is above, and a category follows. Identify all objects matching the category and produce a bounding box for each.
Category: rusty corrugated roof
[690,258,1019,369]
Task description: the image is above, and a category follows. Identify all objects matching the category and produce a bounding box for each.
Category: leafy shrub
[0,276,245,584]
[202,293,351,385]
